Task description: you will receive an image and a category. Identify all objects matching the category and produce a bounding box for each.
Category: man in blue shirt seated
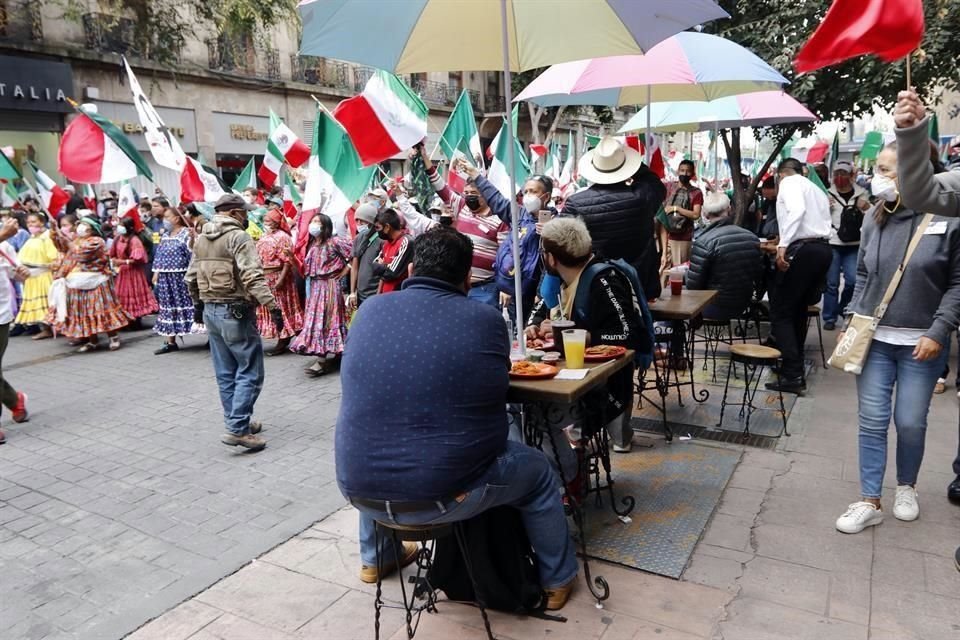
[335,226,579,610]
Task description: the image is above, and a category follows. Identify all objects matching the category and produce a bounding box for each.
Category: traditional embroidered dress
[51,237,130,338]
[289,236,351,356]
[153,228,195,337]
[14,231,59,325]
[255,230,303,339]
[109,234,157,319]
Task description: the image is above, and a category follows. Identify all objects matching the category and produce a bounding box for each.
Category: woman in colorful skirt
[109,216,157,327]
[289,213,351,377]
[49,215,131,352]
[256,209,303,356]
[14,212,60,340]
[152,207,195,355]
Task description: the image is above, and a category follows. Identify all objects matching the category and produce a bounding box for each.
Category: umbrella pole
[499,0,525,355]
[645,85,652,165]
[714,125,720,190]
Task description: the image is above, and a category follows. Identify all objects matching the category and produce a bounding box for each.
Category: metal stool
[373,520,495,640]
[806,305,827,368]
[696,318,736,382]
[717,344,790,438]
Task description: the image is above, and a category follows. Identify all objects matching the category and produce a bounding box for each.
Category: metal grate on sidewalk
[634,419,782,450]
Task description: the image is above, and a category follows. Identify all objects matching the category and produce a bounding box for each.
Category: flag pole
[645,85,652,165]
[906,54,912,89]
[499,0,525,356]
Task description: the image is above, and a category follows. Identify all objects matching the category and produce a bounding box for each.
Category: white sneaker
[893,485,920,521]
[836,501,883,534]
[613,442,632,453]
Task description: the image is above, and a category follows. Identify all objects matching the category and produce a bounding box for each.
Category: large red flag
[794,0,924,74]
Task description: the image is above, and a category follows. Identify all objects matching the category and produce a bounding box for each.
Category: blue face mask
[539,274,562,309]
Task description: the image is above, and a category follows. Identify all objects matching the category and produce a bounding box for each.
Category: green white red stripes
[333,70,428,167]
[180,156,227,204]
[28,161,70,216]
[233,157,257,192]
[58,106,153,184]
[258,110,310,187]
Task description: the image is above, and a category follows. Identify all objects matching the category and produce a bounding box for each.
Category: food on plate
[585,345,624,357]
[526,337,555,349]
[511,360,543,375]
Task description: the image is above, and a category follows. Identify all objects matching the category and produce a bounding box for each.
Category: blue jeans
[353,441,578,589]
[823,245,858,323]
[467,280,499,308]
[204,303,265,436]
[857,340,947,498]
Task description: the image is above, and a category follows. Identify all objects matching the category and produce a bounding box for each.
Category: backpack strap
[572,263,606,324]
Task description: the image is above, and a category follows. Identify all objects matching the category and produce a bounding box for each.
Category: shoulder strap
[876,213,934,319]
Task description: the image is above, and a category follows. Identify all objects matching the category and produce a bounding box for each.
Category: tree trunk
[725,125,799,226]
[542,106,567,148]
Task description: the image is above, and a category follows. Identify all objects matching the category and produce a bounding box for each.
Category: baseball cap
[214,193,254,212]
[833,161,854,174]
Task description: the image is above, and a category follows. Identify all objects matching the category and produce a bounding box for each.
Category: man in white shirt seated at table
[766,158,832,395]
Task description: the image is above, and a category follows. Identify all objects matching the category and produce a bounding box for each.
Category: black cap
[214,193,253,212]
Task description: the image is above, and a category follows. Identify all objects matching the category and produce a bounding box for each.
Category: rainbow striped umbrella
[298,0,729,72]
[515,32,788,107]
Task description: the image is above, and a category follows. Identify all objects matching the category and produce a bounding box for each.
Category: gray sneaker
[221,432,266,451]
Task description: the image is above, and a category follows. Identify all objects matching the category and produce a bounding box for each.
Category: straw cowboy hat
[578,135,644,185]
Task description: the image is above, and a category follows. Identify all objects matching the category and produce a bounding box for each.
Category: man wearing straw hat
[563,135,666,300]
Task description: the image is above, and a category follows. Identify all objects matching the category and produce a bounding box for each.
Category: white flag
[123,57,186,172]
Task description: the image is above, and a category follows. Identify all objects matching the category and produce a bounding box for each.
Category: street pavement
[4,328,960,639]
[0,329,348,640]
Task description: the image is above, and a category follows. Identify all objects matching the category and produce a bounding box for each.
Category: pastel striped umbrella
[515,32,788,107]
[618,91,818,133]
[298,0,729,72]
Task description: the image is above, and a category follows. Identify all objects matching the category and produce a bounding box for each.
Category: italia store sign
[0,55,73,113]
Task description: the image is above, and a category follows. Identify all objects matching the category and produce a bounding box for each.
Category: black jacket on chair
[563,167,666,299]
[686,217,763,320]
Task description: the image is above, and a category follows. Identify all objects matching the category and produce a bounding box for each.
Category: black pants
[769,241,832,380]
[0,323,20,411]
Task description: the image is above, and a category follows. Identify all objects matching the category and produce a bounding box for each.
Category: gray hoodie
[848,207,960,346]
[185,215,276,309]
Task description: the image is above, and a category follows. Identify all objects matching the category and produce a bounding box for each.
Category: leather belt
[350,495,462,514]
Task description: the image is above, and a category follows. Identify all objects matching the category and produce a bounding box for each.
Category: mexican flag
[333,70,428,167]
[559,130,576,189]
[233,157,257,192]
[282,170,301,220]
[82,184,97,209]
[487,104,519,159]
[547,142,562,181]
[439,89,481,162]
[58,105,153,184]
[640,133,666,179]
[1,149,22,206]
[806,164,829,194]
[302,110,376,236]
[258,110,310,187]
[828,129,841,170]
[117,181,144,232]
[487,118,530,200]
[181,156,227,204]
[28,161,70,217]
[804,139,830,164]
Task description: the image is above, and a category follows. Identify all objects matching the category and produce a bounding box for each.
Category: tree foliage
[705,0,960,222]
[56,0,299,67]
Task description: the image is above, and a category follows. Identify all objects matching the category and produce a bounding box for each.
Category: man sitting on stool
[686,192,763,321]
[335,227,578,610]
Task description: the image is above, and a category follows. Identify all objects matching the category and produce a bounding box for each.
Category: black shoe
[765,377,807,394]
[955,546,960,573]
[154,342,180,355]
[823,321,836,331]
[948,475,960,504]
[9,324,25,337]
[23,324,40,336]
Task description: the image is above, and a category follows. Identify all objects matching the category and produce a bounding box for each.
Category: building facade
[1,0,604,200]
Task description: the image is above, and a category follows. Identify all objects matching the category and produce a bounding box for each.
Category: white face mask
[308,223,324,237]
[116,226,128,236]
[522,194,542,214]
[76,224,91,237]
[871,174,898,202]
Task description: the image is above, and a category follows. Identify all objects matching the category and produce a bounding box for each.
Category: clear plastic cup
[562,329,587,368]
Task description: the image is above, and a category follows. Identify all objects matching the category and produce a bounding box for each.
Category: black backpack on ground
[830,192,864,243]
[427,506,560,619]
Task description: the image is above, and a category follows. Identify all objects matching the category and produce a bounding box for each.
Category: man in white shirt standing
[0,217,32,444]
[767,158,833,394]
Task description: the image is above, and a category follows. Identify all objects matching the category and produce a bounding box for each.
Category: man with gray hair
[686,192,762,321]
